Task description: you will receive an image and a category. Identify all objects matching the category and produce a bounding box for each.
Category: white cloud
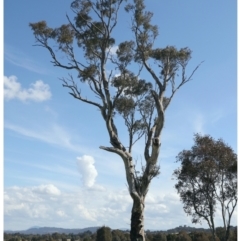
[114,72,121,78]
[32,184,61,196]
[56,210,66,217]
[4,185,60,220]
[77,204,97,221]
[4,184,237,231]
[77,155,98,188]
[89,184,106,191]
[108,45,118,55]
[4,75,51,102]
[4,184,115,230]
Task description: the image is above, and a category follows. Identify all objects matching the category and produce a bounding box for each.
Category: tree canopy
[174,134,237,241]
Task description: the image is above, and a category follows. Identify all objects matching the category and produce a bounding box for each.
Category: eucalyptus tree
[174,134,237,241]
[29,0,201,240]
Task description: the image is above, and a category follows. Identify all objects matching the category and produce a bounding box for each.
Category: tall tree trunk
[224,225,230,241]
[209,203,217,241]
[130,196,145,241]
[210,229,217,241]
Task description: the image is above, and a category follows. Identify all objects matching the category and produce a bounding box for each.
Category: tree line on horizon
[3,225,238,241]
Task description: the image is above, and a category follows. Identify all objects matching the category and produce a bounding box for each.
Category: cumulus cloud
[4,184,126,229]
[32,184,61,196]
[4,184,238,231]
[77,155,98,188]
[4,75,51,102]
[4,184,61,221]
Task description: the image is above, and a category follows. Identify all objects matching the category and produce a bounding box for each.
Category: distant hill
[165,225,210,234]
[4,226,100,235]
[148,225,236,234]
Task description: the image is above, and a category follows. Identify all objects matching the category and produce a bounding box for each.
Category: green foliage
[5,229,238,241]
[150,46,192,80]
[228,227,237,241]
[81,230,95,241]
[152,232,167,241]
[125,0,158,61]
[29,21,53,38]
[151,46,191,64]
[111,69,155,151]
[112,229,131,241]
[83,237,92,241]
[216,227,226,241]
[174,134,237,241]
[79,64,98,82]
[112,72,152,97]
[96,226,112,241]
[116,41,135,70]
[175,231,191,241]
[190,232,210,241]
[207,235,220,241]
[166,233,177,241]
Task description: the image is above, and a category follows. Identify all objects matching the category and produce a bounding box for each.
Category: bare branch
[164,61,204,110]
[61,76,103,109]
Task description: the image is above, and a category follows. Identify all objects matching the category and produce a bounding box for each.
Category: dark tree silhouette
[96,226,112,241]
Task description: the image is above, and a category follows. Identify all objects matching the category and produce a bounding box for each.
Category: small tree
[152,232,167,241]
[175,231,191,241]
[96,226,112,241]
[190,232,210,241]
[112,230,121,241]
[174,134,237,241]
[216,227,226,241]
[228,227,237,241]
[29,0,201,240]
[112,230,128,241]
[166,233,177,241]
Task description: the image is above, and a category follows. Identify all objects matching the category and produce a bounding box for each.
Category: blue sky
[4,0,237,231]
